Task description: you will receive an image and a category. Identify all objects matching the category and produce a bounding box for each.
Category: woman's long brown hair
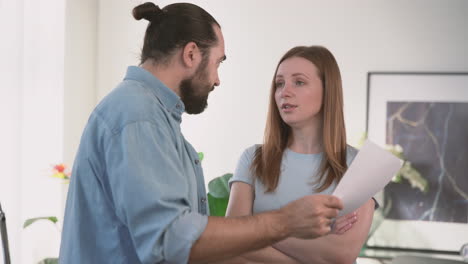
[251,46,347,192]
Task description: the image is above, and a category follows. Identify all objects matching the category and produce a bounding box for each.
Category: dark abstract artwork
[384,102,468,223]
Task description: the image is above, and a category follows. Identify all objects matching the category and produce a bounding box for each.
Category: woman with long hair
[226,46,375,263]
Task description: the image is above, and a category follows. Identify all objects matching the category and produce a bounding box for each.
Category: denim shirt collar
[124,66,185,122]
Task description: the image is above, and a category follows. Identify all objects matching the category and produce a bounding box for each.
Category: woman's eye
[275,81,284,88]
[296,80,305,86]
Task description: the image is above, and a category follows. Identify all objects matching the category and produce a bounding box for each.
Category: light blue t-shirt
[230,145,358,213]
[59,66,208,264]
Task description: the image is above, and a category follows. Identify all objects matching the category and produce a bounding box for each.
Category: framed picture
[365,72,468,252]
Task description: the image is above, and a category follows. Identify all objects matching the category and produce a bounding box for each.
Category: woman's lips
[280,103,298,113]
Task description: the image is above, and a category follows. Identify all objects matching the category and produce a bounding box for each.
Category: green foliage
[23,216,58,229]
[38,258,58,264]
[207,173,233,216]
[384,145,429,193]
[397,161,428,193]
[23,217,61,263]
[357,133,429,193]
[357,133,429,256]
[208,173,232,198]
[207,194,230,217]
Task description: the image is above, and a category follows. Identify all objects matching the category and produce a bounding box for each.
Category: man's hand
[279,195,343,239]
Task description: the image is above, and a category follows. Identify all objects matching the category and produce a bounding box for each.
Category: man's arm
[207,182,309,264]
[189,183,343,264]
[205,180,293,264]
[209,247,300,264]
[273,199,375,264]
[189,213,291,264]
[238,247,301,264]
[220,181,300,263]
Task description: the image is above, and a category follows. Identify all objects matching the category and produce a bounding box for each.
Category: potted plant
[23,164,70,264]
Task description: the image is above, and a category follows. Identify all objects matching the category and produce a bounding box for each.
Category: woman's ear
[181,41,201,69]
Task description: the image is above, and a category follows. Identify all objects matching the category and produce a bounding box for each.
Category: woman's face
[274,56,323,128]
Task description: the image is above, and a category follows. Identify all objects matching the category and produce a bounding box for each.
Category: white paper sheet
[332,140,403,217]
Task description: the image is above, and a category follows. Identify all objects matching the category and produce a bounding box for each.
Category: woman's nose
[280,83,293,97]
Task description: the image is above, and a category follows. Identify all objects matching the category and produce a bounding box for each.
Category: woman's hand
[331,211,358,235]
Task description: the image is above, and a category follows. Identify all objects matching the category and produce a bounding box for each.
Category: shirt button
[194,159,200,165]
[201,197,206,203]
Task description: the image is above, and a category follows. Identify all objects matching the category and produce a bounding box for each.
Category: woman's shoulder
[231,144,261,187]
[241,144,261,158]
[234,144,261,168]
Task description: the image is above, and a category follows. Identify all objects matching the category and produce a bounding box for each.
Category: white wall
[1,0,66,262]
[96,0,468,184]
[63,0,98,209]
[0,0,97,262]
[64,0,98,168]
[0,0,23,262]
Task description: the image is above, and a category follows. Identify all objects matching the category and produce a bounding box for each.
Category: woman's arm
[225,182,301,264]
[272,199,375,264]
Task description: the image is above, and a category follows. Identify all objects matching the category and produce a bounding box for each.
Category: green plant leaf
[208,173,232,198]
[392,173,403,183]
[399,162,429,193]
[38,258,59,264]
[23,216,58,229]
[207,193,229,216]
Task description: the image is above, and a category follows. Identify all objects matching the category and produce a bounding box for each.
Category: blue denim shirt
[59,66,208,264]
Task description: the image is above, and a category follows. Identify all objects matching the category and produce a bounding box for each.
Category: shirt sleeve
[228,145,258,188]
[105,121,207,264]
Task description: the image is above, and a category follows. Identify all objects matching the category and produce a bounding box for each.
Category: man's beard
[180,56,213,114]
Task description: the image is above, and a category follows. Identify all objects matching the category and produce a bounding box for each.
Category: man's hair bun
[133,2,164,22]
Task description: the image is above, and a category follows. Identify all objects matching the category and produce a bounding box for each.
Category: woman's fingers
[331,211,358,234]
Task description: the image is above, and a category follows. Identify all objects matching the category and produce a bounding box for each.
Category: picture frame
[365,72,468,253]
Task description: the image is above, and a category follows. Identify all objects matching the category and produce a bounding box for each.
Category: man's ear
[182,42,201,69]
